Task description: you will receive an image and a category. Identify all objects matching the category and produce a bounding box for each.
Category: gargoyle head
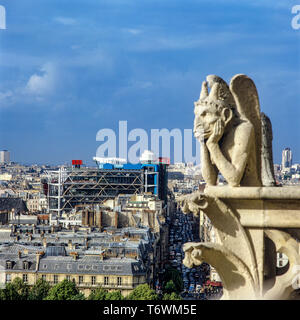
[194,75,236,141]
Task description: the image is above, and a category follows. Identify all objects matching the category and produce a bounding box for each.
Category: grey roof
[37,256,146,276]
[0,253,37,271]
[9,219,37,225]
[0,253,146,276]
[45,246,66,257]
[0,198,28,213]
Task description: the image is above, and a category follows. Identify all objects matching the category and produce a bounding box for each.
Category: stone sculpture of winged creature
[194,74,275,187]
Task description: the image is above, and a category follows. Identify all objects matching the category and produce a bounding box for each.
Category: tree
[88,287,108,300]
[162,292,182,300]
[163,268,183,293]
[69,292,86,300]
[163,280,177,294]
[44,279,85,300]
[2,277,29,300]
[127,284,158,300]
[28,278,50,300]
[105,290,124,300]
[0,289,6,300]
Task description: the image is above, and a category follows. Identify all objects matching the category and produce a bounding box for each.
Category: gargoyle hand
[207,119,224,145]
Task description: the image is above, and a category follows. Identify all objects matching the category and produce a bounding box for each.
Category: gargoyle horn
[199,81,209,100]
[208,81,220,102]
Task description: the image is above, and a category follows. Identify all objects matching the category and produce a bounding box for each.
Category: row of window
[5,274,124,286]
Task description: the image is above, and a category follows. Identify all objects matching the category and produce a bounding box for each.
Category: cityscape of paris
[0,0,299,315]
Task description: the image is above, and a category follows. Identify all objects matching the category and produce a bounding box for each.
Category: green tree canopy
[28,278,50,300]
[163,280,177,294]
[0,289,5,300]
[44,279,85,300]
[105,290,124,300]
[162,292,182,300]
[163,268,183,293]
[127,284,158,300]
[2,277,29,300]
[88,287,108,300]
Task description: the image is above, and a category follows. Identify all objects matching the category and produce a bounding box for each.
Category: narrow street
[168,207,209,300]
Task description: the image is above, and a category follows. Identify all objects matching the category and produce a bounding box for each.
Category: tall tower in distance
[0,150,10,164]
[281,147,292,170]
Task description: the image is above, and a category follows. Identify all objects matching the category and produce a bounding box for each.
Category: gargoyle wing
[230,74,262,183]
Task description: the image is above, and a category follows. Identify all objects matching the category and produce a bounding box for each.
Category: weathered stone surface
[194,74,261,187]
[181,74,300,299]
[261,113,276,186]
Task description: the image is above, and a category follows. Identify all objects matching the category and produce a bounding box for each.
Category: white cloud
[54,17,77,26]
[26,63,56,96]
[0,91,12,101]
[122,28,143,35]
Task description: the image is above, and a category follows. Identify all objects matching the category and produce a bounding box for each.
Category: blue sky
[0,0,299,166]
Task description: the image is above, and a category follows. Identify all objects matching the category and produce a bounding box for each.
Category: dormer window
[6,261,12,270]
[23,261,29,270]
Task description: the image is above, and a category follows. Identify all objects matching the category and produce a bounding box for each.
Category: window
[79,276,83,284]
[23,274,28,283]
[42,275,47,281]
[117,277,122,286]
[5,274,11,283]
[53,275,58,284]
[104,277,109,285]
[6,261,12,270]
[66,275,71,281]
[23,261,29,270]
[91,276,96,285]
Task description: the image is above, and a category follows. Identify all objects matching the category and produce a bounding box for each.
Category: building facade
[0,150,10,164]
[44,159,168,216]
[282,147,292,170]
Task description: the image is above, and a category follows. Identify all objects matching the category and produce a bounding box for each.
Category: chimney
[35,251,44,271]
[70,252,78,261]
[98,211,102,230]
[114,212,118,228]
[100,252,105,261]
[43,238,47,248]
[85,210,89,225]
[89,211,94,226]
[82,211,86,226]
